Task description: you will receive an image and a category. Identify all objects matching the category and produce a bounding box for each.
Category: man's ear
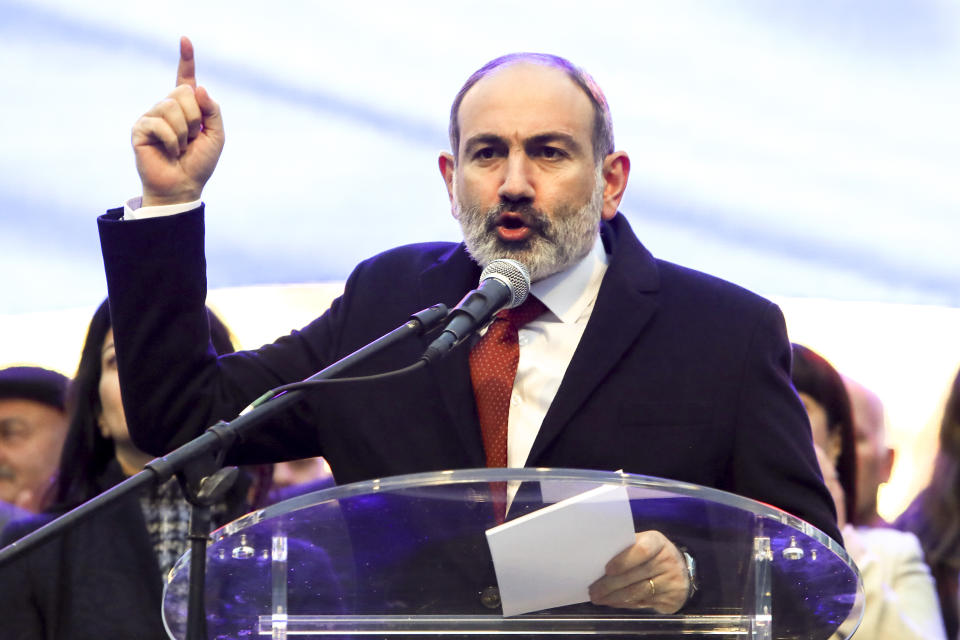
[438,152,457,218]
[600,151,630,221]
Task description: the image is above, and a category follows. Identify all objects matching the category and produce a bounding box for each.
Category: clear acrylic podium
[162,468,863,639]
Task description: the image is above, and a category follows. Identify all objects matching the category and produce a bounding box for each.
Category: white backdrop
[1,0,958,314]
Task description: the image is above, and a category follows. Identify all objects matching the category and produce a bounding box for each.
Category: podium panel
[162,468,862,639]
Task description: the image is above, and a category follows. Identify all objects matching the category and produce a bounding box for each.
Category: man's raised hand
[131,37,225,207]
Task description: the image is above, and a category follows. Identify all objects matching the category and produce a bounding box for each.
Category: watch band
[681,548,698,603]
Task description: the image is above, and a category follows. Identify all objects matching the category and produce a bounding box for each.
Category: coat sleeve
[97,206,353,463]
[729,302,842,544]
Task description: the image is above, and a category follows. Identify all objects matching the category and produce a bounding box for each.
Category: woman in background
[896,367,960,640]
[1,300,269,640]
[791,343,858,526]
[792,343,945,640]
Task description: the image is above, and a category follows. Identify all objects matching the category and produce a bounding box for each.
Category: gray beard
[455,172,605,282]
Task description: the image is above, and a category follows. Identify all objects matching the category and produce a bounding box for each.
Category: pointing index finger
[176,36,196,88]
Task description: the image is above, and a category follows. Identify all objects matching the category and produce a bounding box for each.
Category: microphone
[422,258,530,362]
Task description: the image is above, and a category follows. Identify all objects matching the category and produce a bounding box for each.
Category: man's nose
[497,152,535,203]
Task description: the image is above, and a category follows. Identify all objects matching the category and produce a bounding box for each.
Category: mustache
[482,202,551,237]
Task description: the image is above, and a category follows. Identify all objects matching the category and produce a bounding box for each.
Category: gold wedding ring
[647,578,656,599]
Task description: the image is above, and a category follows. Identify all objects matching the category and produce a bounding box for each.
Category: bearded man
[97,39,840,618]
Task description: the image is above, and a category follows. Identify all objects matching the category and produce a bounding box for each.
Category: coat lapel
[418,244,488,468]
[527,215,661,464]
[413,215,662,470]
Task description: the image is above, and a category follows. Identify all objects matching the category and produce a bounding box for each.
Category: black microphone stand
[0,303,448,640]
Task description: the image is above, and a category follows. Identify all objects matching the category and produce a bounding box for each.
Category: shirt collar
[530,235,609,324]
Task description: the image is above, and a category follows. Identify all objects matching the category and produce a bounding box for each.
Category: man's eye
[474,148,497,160]
[539,146,565,159]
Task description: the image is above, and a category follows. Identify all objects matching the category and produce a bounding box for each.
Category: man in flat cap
[0,366,70,521]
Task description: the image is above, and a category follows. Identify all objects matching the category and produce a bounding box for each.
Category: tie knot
[499,295,547,330]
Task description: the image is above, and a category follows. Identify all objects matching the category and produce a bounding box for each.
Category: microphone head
[480,259,530,309]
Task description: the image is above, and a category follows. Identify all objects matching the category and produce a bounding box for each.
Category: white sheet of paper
[484,483,636,617]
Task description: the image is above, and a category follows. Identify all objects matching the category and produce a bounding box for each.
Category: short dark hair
[448,53,614,164]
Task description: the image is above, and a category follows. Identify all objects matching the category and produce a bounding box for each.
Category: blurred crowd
[1,301,958,639]
[791,343,958,639]
[0,301,333,638]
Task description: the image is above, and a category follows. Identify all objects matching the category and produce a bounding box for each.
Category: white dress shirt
[123,196,199,220]
[505,239,608,468]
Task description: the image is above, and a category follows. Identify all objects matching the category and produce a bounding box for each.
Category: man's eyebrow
[526,132,583,153]
[462,133,507,152]
[463,132,585,154]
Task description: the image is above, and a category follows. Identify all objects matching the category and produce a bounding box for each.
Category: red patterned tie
[469,295,547,521]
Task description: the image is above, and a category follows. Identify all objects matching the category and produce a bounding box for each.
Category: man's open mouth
[492,211,536,242]
[498,213,526,229]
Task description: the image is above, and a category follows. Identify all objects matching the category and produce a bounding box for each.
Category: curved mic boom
[421,259,530,362]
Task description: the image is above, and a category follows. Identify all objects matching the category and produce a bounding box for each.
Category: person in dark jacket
[98,41,841,622]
